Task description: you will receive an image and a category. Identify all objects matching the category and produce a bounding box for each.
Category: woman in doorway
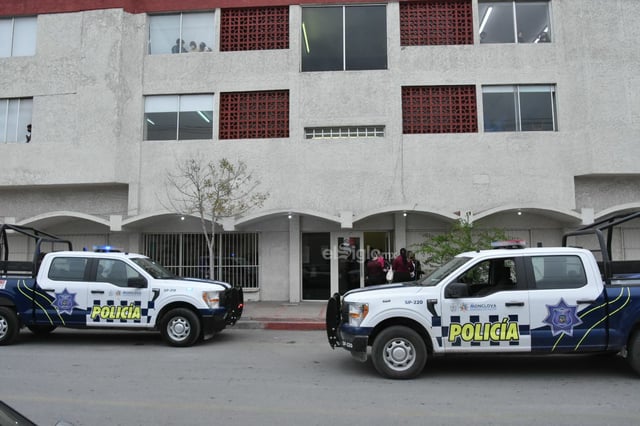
[391,248,414,282]
[366,250,386,285]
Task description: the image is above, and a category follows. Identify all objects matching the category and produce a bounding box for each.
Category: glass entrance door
[331,232,364,295]
[302,233,331,301]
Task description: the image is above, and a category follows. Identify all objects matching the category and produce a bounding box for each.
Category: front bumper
[201,311,227,340]
[325,293,371,362]
[221,287,244,325]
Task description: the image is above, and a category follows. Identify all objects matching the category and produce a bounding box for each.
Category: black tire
[160,308,201,347]
[0,306,20,346]
[627,330,640,375]
[27,324,57,335]
[371,326,427,379]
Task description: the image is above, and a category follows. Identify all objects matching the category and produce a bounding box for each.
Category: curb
[234,320,325,331]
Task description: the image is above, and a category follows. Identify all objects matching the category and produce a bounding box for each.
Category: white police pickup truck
[0,225,243,347]
[326,212,640,379]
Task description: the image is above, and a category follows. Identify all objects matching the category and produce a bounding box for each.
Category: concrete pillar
[288,214,301,303]
[394,212,407,255]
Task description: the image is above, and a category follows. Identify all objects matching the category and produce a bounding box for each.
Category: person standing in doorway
[392,248,414,282]
[25,124,31,143]
[366,250,386,286]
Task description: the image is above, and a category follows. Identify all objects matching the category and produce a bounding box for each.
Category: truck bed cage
[562,211,640,280]
[0,224,73,277]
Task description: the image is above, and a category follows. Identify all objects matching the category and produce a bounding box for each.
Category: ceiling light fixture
[302,22,310,54]
[197,111,211,123]
[479,6,493,34]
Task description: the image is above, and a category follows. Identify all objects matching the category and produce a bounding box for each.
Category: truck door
[527,254,607,352]
[440,256,531,353]
[37,256,90,327]
[87,258,152,328]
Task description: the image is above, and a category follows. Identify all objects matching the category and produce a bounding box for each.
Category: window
[530,256,587,290]
[301,5,387,72]
[448,258,519,297]
[483,85,557,132]
[97,259,143,287]
[400,0,473,46]
[219,90,289,139]
[0,17,37,57]
[48,257,88,281]
[305,126,385,139]
[0,98,32,143]
[148,12,214,54]
[479,1,551,44]
[144,95,213,141]
[220,7,289,51]
[402,85,477,134]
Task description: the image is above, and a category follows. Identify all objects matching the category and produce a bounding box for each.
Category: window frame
[301,4,387,72]
[478,1,551,44]
[148,12,215,55]
[482,84,557,132]
[144,94,214,141]
[0,16,37,57]
[0,97,33,143]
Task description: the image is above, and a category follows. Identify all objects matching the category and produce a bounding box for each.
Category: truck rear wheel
[160,308,201,347]
[627,330,640,375]
[0,306,20,346]
[372,326,427,379]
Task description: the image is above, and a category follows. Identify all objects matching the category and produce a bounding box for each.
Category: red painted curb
[263,321,326,331]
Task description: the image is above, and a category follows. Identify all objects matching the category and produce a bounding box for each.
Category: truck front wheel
[160,308,201,347]
[0,307,20,346]
[372,326,427,379]
[627,330,640,375]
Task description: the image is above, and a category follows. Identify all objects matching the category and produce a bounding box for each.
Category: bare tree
[166,157,269,281]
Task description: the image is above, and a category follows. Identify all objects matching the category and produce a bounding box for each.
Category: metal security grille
[141,233,259,289]
[219,90,289,139]
[220,7,289,51]
[402,85,478,134]
[400,0,473,46]
[305,126,385,139]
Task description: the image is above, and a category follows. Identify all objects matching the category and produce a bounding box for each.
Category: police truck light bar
[491,240,527,249]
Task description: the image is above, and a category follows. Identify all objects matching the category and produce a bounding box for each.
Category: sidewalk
[235,301,327,331]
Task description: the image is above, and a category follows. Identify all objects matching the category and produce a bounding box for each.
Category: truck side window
[531,255,587,289]
[452,257,518,297]
[48,257,88,281]
[97,259,143,287]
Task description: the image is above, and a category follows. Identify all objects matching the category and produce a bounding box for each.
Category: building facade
[1,0,639,302]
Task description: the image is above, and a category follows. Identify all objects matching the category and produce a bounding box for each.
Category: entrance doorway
[301,233,330,301]
[329,231,393,295]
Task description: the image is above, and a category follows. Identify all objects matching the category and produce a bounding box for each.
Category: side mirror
[128,276,147,288]
[445,282,469,298]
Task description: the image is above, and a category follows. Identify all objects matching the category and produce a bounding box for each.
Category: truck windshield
[419,256,470,286]
[131,257,175,279]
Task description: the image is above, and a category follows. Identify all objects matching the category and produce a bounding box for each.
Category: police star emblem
[53,288,79,315]
[543,298,583,337]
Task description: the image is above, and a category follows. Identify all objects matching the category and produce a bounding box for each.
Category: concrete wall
[2,0,639,299]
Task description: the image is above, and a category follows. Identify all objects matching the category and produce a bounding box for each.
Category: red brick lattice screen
[402,86,477,134]
[400,0,473,46]
[219,90,290,139]
[220,7,289,51]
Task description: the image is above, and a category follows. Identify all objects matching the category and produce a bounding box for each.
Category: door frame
[330,231,364,295]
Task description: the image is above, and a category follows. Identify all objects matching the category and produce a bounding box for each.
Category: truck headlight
[347,302,369,327]
[202,291,220,309]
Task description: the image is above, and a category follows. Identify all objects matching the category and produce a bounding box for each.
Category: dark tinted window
[531,256,587,289]
[48,257,88,281]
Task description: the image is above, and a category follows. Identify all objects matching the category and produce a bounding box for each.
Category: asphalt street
[2,328,640,426]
